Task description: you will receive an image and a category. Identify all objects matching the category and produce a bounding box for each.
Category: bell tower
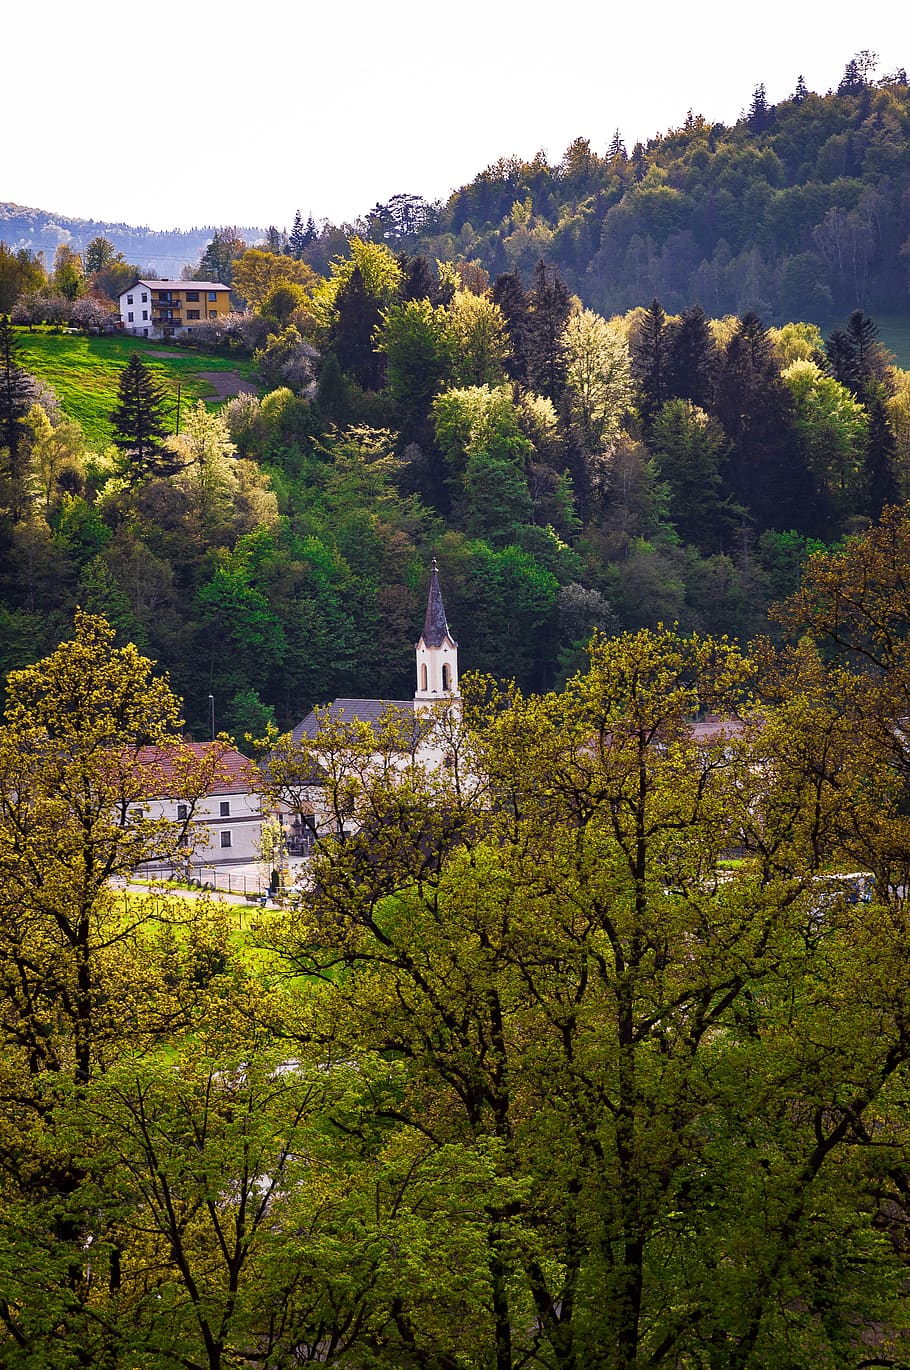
[415,559,459,709]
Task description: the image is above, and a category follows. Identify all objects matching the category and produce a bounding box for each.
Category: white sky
[4,1,906,232]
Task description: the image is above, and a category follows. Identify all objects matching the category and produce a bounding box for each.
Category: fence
[139,866,268,900]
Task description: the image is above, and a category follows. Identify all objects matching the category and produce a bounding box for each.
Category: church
[281,561,461,851]
[290,558,460,745]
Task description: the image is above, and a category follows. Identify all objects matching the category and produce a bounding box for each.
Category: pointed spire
[415,559,459,705]
[421,557,451,648]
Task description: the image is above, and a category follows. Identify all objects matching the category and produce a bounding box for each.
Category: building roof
[291,699,418,746]
[135,742,257,796]
[122,279,229,294]
[419,558,455,648]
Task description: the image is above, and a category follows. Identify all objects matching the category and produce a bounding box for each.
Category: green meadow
[16,330,258,451]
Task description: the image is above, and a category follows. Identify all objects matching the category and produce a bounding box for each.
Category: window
[219,831,232,848]
[208,291,217,301]
[420,663,427,691]
[442,662,451,690]
[127,294,133,305]
[186,290,199,302]
[219,800,230,817]
[127,311,133,322]
[142,310,148,320]
[176,803,188,821]
[187,309,200,320]
[208,310,217,319]
[141,292,148,303]
[129,807,143,822]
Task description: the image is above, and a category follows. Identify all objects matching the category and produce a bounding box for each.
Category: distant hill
[0,202,265,278]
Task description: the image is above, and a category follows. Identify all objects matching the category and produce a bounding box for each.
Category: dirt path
[197,370,258,400]
[146,353,257,401]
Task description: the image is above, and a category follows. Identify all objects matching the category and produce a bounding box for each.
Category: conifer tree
[825,328,858,390]
[110,354,175,487]
[864,397,900,520]
[607,128,627,159]
[0,314,31,485]
[716,312,814,532]
[665,304,719,411]
[288,210,306,260]
[398,253,436,303]
[491,272,531,384]
[747,83,772,132]
[632,298,671,429]
[526,259,571,400]
[845,308,884,399]
[826,311,887,402]
[330,266,385,391]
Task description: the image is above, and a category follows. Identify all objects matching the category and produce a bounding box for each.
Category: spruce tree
[864,397,900,520]
[110,354,175,486]
[845,309,883,399]
[330,267,384,391]
[825,328,858,391]
[288,210,306,260]
[398,254,437,303]
[607,128,627,159]
[716,312,815,532]
[632,298,671,429]
[0,315,31,486]
[665,305,719,411]
[826,312,886,402]
[526,259,571,401]
[747,83,772,133]
[491,272,531,384]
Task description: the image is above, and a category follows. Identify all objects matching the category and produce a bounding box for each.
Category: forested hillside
[332,58,910,323]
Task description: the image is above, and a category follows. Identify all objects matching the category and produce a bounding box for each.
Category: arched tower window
[442,662,451,691]
[421,663,428,691]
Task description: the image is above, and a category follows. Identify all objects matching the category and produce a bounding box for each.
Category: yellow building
[119,279,231,338]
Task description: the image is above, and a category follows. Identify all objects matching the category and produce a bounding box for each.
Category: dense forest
[351,55,910,322]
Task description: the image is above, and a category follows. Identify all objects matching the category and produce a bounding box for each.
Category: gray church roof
[291,698,418,746]
[420,559,455,648]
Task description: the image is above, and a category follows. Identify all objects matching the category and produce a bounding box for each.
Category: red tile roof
[135,743,258,797]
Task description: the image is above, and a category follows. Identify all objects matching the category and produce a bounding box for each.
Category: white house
[119,279,231,338]
[134,742,264,869]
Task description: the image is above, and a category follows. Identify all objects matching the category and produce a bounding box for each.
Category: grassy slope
[16,331,258,451]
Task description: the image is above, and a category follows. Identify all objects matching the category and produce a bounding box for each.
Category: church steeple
[415,559,459,707]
